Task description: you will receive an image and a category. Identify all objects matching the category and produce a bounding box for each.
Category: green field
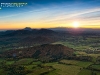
[15,58,34,65]
[91,64,100,70]
[59,59,93,68]
[53,37,100,51]
[78,69,91,75]
[0,57,100,75]
[0,36,100,75]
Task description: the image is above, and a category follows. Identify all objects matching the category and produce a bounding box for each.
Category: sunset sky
[0,0,100,30]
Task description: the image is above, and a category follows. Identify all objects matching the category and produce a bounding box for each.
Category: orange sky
[0,1,100,30]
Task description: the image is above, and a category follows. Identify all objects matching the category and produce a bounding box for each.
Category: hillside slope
[3,44,74,61]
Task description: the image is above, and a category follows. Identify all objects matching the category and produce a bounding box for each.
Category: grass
[75,51,87,55]
[96,71,100,75]
[79,69,100,75]
[32,61,42,65]
[0,58,99,75]
[59,59,78,65]
[27,66,53,75]
[78,69,91,75]
[15,58,34,65]
[76,61,93,68]
[53,41,91,51]
[59,59,93,68]
[0,58,15,65]
[0,58,5,62]
[53,37,100,51]
[25,65,37,70]
[0,69,7,75]
[45,70,59,75]
[91,64,100,70]
[43,62,58,66]
[44,62,81,75]
[6,61,15,65]
[87,54,100,58]
[52,64,81,75]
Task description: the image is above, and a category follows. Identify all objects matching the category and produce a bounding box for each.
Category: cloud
[69,8,100,17]
[43,7,100,22]
[0,8,49,19]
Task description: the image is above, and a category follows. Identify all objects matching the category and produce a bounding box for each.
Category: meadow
[0,58,100,75]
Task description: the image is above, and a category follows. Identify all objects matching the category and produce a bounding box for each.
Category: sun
[72,21,79,28]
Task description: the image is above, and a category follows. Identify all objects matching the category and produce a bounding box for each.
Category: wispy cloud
[0,8,49,19]
[42,7,100,22]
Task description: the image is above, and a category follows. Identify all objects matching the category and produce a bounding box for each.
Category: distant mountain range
[49,27,100,36]
[2,28,57,37]
[0,27,99,39]
[0,27,99,36]
[49,27,100,32]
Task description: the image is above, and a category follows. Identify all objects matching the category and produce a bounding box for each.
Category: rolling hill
[2,44,74,61]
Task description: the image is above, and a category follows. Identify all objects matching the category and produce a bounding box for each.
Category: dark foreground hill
[2,44,74,61]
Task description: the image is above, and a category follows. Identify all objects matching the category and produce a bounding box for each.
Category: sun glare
[73,21,79,28]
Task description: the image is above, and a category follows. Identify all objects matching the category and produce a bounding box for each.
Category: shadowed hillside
[2,44,74,61]
[20,36,57,46]
[2,28,57,37]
